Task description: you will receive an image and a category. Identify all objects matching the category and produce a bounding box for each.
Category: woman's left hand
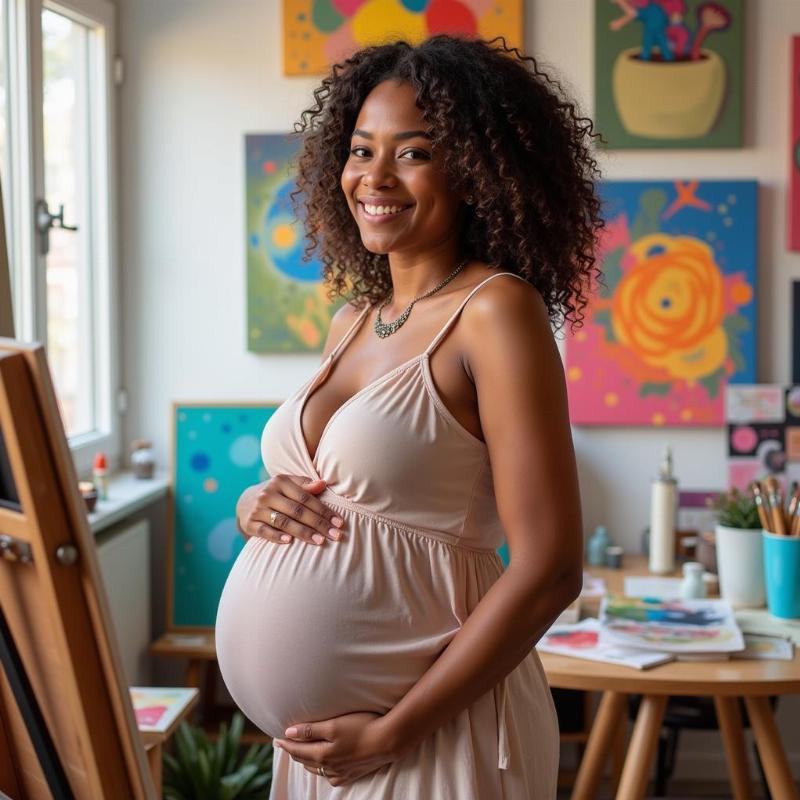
[273,711,404,787]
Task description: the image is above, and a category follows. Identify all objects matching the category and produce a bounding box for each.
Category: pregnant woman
[216,35,601,798]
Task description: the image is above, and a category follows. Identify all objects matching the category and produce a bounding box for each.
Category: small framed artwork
[282,0,523,76]
[246,133,345,354]
[725,385,800,490]
[789,36,800,252]
[168,402,278,630]
[565,179,757,427]
[594,0,744,149]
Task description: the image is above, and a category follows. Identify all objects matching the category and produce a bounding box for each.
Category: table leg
[616,694,667,800]
[610,715,627,793]
[203,660,217,718]
[146,742,162,796]
[713,696,752,800]
[744,695,799,800]
[571,691,626,800]
[184,658,202,688]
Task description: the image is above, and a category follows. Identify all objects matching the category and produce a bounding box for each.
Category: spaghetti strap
[425,271,529,357]
[327,303,372,362]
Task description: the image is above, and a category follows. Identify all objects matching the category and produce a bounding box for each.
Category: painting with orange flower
[283,0,523,75]
[566,180,757,426]
[246,134,344,353]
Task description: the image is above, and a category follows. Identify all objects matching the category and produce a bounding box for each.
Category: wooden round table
[540,650,800,800]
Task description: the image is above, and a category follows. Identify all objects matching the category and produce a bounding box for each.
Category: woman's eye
[401,149,430,161]
[350,146,369,158]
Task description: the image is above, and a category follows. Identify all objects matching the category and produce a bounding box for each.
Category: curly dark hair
[291,34,603,330]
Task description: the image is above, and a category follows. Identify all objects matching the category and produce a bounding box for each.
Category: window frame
[9,0,119,478]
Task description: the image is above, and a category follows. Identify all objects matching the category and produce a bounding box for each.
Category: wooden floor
[556,778,791,798]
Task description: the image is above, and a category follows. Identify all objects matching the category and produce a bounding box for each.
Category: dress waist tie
[495,676,510,769]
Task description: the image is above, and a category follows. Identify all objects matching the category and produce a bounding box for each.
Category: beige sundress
[215,271,559,799]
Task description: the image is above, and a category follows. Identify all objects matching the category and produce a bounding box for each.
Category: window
[3,0,118,477]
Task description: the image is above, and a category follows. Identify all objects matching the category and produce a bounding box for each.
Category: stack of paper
[537,618,673,670]
[599,595,745,656]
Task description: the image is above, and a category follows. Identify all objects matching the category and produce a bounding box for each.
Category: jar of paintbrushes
[754,478,800,619]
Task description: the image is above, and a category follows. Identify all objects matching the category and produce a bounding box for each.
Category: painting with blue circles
[171,403,276,628]
[246,133,345,353]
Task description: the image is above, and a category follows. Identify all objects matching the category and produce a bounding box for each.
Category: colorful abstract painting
[725,385,800,491]
[170,403,276,629]
[790,37,800,252]
[246,134,344,353]
[595,0,744,148]
[566,180,757,426]
[283,0,523,75]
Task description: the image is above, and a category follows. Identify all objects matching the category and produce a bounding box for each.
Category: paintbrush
[765,477,787,535]
[751,481,772,532]
[788,484,800,536]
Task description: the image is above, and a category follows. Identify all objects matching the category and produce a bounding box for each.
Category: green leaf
[631,189,668,241]
[698,368,725,399]
[593,308,615,343]
[640,382,672,397]
[600,249,623,297]
[723,313,751,333]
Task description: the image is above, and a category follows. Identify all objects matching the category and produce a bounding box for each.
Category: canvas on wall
[246,134,345,354]
[565,180,757,427]
[790,36,800,252]
[726,386,800,491]
[594,0,744,149]
[282,0,523,75]
[170,403,276,629]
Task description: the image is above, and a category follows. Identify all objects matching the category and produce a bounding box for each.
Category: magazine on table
[537,617,674,669]
[598,595,745,654]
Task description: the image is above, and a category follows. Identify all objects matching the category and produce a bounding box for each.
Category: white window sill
[87,469,169,536]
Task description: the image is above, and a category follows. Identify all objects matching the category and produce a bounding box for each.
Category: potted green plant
[162,711,273,799]
[707,488,765,608]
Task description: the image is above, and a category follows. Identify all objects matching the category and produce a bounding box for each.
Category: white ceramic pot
[714,524,766,608]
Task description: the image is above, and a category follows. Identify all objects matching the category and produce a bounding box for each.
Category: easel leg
[571,690,626,800]
[714,696,752,800]
[146,743,162,796]
[616,694,667,800]
[744,695,799,800]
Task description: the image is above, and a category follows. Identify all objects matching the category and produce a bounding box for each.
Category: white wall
[118,0,800,782]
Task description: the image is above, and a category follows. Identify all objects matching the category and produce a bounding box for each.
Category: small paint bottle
[92,451,109,501]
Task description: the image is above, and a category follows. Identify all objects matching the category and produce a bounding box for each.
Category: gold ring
[317,765,326,777]
[270,510,278,525]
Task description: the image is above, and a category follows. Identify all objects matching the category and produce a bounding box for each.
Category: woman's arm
[377,276,584,756]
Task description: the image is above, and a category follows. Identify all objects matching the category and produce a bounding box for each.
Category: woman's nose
[362,154,396,189]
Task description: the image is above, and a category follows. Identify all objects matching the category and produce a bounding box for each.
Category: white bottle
[649,446,677,575]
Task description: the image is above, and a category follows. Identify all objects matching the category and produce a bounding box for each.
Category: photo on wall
[594,0,744,149]
[282,0,523,75]
[789,36,800,252]
[246,133,344,354]
[565,180,757,427]
[725,385,800,491]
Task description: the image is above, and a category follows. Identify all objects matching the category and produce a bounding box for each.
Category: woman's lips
[358,202,413,223]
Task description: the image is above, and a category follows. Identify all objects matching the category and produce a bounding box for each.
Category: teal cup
[762,531,800,619]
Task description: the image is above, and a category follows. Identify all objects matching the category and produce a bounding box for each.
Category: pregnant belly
[215,521,464,739]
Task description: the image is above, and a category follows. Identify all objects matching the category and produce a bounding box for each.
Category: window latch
[34,199,79,256]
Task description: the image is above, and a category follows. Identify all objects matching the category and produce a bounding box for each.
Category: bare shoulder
[321,299,369,359]
[460,270,552,346]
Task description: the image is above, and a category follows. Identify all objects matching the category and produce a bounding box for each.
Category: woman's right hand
[236,474,345,546]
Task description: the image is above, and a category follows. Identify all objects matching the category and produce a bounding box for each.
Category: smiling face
[340,79,464,259]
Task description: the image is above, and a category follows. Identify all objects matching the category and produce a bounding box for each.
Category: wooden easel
[0,338,156,799]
